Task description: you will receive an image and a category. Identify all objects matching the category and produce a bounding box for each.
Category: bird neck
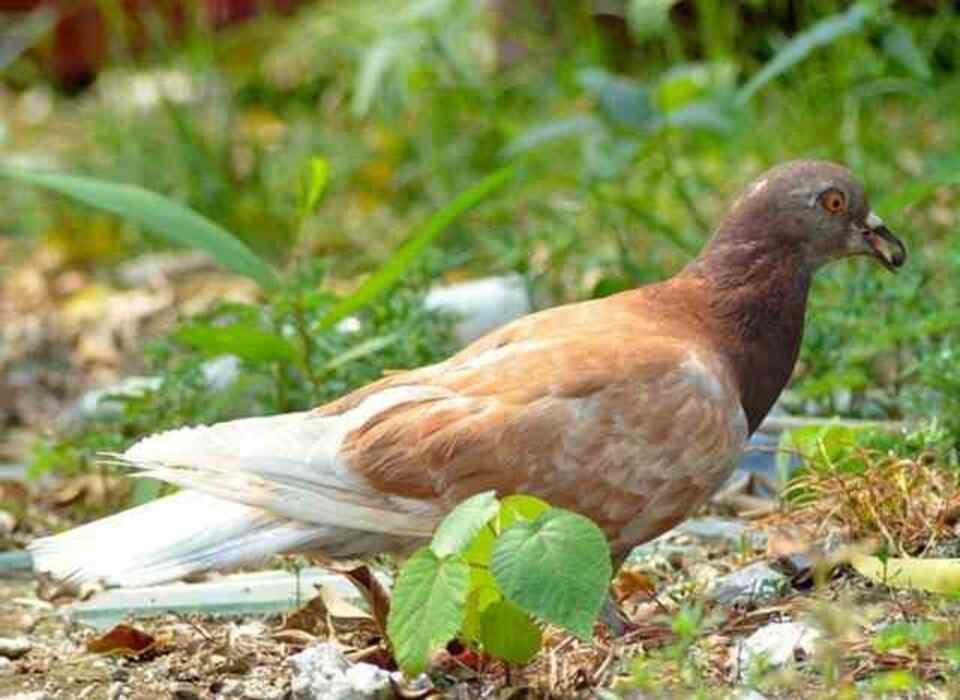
[685,239,813,434]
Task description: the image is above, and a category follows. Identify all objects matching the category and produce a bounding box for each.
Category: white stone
[730,621,821,679]
[0,637,32,660]
[288,643,391,700]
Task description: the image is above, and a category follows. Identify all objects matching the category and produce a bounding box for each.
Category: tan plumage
[30,160,906,586]
[328,283,747,554]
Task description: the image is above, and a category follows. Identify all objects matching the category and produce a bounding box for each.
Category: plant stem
[663,143,711,237]
[292,296,322,400]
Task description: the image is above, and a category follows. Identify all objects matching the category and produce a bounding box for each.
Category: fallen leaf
[283,594,330,634]
[50,478,89,507]
[271,629,317,647]
[86,624,156,657]
[332,564,391,632]
[613,568,656,602]
[766,529,812,558]
[0,480,29,504]
[318,584,373,621]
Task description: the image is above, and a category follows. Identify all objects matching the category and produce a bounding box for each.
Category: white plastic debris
[336,274,534,344]
[425,274,532,343]
[68,355,239,424]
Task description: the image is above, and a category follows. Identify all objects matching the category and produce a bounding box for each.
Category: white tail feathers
[30,491,327,587]
[32,393,444,587]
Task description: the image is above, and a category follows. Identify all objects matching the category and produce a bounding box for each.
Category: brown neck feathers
[685,237,813,433]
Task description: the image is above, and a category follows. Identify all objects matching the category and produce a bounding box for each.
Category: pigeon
[31,160,906,587]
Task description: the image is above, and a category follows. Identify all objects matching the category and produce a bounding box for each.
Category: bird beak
[859,212,906,272]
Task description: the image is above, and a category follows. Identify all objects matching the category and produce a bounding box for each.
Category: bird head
[714,160,907,273]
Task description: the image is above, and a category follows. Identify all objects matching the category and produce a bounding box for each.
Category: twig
[757,415,904,435]
[168,611,215,642]
[591,644,616,686]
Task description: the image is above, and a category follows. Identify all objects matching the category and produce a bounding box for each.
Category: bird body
[31,160,906,587]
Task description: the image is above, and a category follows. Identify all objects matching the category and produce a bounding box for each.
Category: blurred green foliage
[3,0,960,468]
[31,261,459,479]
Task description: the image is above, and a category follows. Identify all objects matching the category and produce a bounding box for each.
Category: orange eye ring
[820,189,847,214]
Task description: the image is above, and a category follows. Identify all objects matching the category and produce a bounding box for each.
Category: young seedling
[386,491,612,676]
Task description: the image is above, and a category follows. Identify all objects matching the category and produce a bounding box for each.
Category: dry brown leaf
[318,584,374,621]
[271,628,318,647]
[86,624,156,657]
[332,564,391,633]
[613,568,656,602]
[765,529,812,558]
[283,593,331,634]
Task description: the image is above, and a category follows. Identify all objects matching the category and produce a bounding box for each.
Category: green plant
[781,422,960,557]
[386,491,612,676]
[9,161,516,490]
[29,265,460,482]
[0,166,280,289]
[616,603,710,696]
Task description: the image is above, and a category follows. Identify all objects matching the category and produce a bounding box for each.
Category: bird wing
[335,314,750,550]
[121,300,748,551]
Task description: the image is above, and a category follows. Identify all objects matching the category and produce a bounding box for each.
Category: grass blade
[736,4,871,105]
[318,163,519,332]
[0,167,280,290]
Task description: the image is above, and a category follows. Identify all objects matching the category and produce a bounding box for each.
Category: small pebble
[708,562,788,605]
[171,686,202,700]
[391,671,433,698]
[774,551,816,588]
[241,686,285,700]
[217,679,244,697]
[0,657,13,675]
[107,681,125,700]
[0,637,32,660]
[729,690,769,700]
[229,621,266,638]
[0,510,15,536]
[16,615,36,634]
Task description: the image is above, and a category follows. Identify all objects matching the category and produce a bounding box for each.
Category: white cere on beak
[866,211,884,229]
[748,177,769,195]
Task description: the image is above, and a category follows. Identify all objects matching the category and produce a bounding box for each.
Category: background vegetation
[4,1,959,452]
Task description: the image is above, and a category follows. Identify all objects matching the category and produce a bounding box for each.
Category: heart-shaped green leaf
[491,508,612,639]
[431,491,499,558]
[496,494,550,532]
[479,600,542,665]
[387,547,470,676]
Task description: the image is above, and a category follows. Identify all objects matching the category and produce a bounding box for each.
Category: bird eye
[819,189,847,215]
